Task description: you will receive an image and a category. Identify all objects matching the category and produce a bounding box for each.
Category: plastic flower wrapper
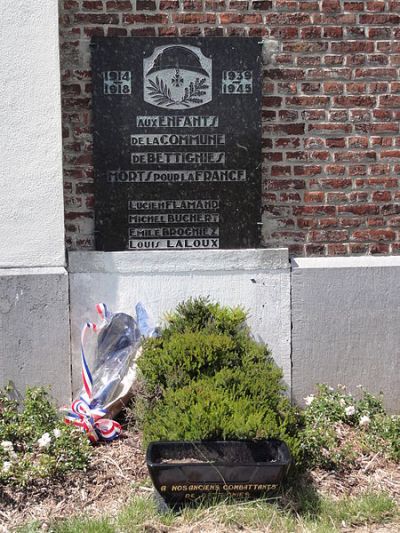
[64,302,158,442]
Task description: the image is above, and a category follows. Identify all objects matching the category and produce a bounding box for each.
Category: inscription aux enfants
[92,38,262,251]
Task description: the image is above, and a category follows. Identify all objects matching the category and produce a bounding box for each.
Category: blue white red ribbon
[64,305,121,443]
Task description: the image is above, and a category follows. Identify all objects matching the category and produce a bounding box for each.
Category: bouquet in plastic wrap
[64,302,158,442]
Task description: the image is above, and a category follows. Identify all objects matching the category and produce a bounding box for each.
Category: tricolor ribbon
[63,305,121,443]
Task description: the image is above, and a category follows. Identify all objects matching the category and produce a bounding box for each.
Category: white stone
[69,249,291,395]
[0,267,71,404]
[291,256,400,412]
[0,0,65,267]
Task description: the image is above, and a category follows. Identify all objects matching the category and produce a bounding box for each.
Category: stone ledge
[292,256,400,269]
[68,248,289,274]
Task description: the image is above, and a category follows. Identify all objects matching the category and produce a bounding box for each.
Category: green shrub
[300,384,400,470]
[135,298,301,460]
[0,386,91,486]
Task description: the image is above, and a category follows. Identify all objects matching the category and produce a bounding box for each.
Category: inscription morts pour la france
[92,37,262,250]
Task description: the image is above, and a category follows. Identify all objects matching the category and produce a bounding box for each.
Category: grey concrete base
[69,249,291,395]
[0,267,71,404]
[291,257,400,412]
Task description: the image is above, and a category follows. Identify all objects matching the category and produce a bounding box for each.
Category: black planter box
[146,439,292,505]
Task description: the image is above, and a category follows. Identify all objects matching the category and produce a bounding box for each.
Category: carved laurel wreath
[146,76,209,107]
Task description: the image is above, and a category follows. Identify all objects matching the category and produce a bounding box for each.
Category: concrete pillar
[0,1,70,403]
[291,256,400,412]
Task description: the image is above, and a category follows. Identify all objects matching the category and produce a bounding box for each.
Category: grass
[18,487,399,533]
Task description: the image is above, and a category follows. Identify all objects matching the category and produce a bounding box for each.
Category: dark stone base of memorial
[146,439,292,509]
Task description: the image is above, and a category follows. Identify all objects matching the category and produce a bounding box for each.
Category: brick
[82,1,103,10]
[300,27,322,39]
[286,96,329,107]
[270,166,292,177]
[370,243,390,254]
[299,1,319,9]
[349,166,368,176]
[205,0,226,8]
[262,96,282,107]
[381,204,400,215]
[74,13,119,23]
[343,1,364,10]
[367,1,386,10]
[83,26,105,37]
[326,138,346,148]
[227,27,251,36]
[131,26,157,35]
[372,191,392,202]
[367,217,385,227]
[278,110,299,121]
[311,68,353,81]
[183,0,203,8]
[279,193,301,202]
[160,0,179,8]
[135,0,156,8]
[265,13,311,24]
[359,14,400,24]
[346,82,367,94]
[204,27,224,36]
[352,229,396,241]
[334,96,376,108]
[293,165,322,176]
[180,26,203,35]
[323,81,343,94]
[379,95,400,108]
[308,123,352,133]
[252,0,273,8]
[313,14,356,24]
[107,27,128,36]
[305,192,324,203]
[322,0,341,9]
[174,13,217,23]
[380,150,400,159]
[327,192,348,202]
[338,205,379,215]
[275,0,297,8]
[368,27,391,38]
[293,206,336,216]
[331,41,374,53]
[346,27,366,40]
[328,244,348,255]
[324,56,344,66]
[266,179,305,190]
[106,0,133,8]
[283,42,327,54]
[229,0,249,8]
[355,68,397,79]
[305,244,326,255]
[309,230,348,242]
[348,137,369,149]
[123,14,168,23]
[349,243,368,253]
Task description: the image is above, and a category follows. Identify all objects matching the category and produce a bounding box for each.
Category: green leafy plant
[0,386,91,486]
[300,384,400,470]
[135,298,301,460]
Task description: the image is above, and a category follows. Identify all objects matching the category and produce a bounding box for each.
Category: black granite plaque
[92,37,262,251]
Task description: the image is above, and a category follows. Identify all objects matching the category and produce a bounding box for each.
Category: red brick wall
[60,0,400,255]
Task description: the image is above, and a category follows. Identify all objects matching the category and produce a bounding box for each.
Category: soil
[0,431,148,532]
[154,441,280,464]
[159,457,210,464]
[0,430,399,532]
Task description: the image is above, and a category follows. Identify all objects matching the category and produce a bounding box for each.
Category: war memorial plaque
[92,37,262,251]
